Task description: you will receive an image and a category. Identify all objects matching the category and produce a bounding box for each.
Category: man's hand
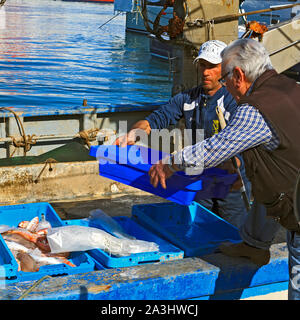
[113,120,151,147]
[148,159,175,189]
[114,129,139,147]
[217,157,242,191]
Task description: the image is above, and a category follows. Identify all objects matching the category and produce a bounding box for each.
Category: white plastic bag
[88,209,135,240]
[46,225,159,256]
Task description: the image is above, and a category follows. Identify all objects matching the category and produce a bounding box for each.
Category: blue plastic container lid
[90,144,167,170]
[90,145,238,205]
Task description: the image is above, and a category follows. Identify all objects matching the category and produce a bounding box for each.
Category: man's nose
[202,68,210,76]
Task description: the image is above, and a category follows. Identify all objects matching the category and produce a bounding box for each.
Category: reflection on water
[0,6,5,30]
[0,0,172,108]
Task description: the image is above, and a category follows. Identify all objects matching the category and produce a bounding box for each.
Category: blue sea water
[0,0,172,109]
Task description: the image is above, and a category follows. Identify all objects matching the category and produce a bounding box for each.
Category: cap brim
[193,53,222,65]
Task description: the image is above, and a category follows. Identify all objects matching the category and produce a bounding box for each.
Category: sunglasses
[218,71,230,84]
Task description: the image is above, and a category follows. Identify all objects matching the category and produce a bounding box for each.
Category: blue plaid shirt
[173,103,280,171]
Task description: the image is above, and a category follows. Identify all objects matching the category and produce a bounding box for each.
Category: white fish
[26,216,39,233]
[29,253,62,266]
[5,240,31,253]
[28,249,72,267]
[36,215,52,232]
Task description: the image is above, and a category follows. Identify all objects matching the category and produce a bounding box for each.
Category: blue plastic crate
[89,145,238,205]
[132,201,242,257]
[88,257,106,271]
[0,202,95,283]
[0,202,63,229]
[0,234,19,282]
[63,216,184,268]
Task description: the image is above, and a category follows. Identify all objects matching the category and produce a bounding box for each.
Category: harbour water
[0,0,172,109]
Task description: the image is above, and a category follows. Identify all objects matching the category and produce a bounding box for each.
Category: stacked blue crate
[89,145,238,205]
[89,144,242,258]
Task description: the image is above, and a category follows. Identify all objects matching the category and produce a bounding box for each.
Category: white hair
[221,38,273,82]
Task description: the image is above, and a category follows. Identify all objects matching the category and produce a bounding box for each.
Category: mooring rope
[0,107,36,157]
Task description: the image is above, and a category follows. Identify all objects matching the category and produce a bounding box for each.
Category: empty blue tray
[63,216,184,268]
[89,145,237,205]
[0,202,95,283]
[132,201,241,257]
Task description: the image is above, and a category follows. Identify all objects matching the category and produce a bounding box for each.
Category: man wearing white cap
[147,39,284,268]
[115,40,252,230]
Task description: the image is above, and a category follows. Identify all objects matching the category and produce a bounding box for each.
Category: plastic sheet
[88,209,135,239]
[47,225,159,256]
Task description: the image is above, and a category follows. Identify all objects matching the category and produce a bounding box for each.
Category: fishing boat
[124,0,173,34]
[122,0,300,81]
[123,0,299,34]
[0,0,298,217]
[0,0,298,204]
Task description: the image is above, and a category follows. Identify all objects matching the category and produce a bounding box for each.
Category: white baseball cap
[194,40,227,64]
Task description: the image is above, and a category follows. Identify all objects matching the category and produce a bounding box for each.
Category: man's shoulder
[181,85,202,100]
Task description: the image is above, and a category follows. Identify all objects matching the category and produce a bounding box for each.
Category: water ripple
[0,0,172,108]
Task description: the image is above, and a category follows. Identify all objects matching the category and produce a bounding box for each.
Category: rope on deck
[17,275,52,300]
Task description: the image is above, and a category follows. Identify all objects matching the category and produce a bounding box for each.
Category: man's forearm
[173,105,275,170]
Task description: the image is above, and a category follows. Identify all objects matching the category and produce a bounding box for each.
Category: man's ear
[233,67,245,87]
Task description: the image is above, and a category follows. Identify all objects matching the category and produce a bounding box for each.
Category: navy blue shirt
[146,85,237,144]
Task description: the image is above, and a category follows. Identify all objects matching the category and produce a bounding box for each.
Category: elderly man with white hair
[149,38,300,299]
